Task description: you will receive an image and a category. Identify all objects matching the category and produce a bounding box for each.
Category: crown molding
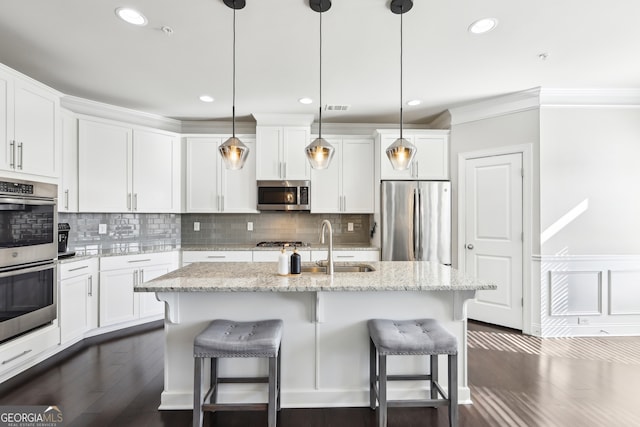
[181,120,256,135]
[539,88,640,107]
[448,88,541,125]
[61,95,182,133]
[252,113,314,127]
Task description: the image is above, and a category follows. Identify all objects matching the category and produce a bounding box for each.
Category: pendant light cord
[318,9,323,139]
[232,6,236,137]
[399,6,404,140]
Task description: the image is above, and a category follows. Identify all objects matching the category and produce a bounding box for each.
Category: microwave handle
[0,197,56,206]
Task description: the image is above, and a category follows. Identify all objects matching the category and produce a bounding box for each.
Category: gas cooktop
[256,241,310,248]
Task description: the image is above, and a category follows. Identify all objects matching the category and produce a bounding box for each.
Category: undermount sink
[301,264,375,273]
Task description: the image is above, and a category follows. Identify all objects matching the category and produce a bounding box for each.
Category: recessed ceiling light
[468,18,498,34]
[299,97,313,105]
[115,7,148,26]
[199,95,214,103]
[407,99,421,106]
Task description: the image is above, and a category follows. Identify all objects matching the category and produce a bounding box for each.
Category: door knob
[466,244,474,250]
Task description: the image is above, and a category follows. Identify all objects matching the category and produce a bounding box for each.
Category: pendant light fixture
[386,0,417,171]
[219,0,249,170]
[305,0,335,170]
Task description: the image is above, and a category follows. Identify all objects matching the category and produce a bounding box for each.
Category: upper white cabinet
[311,137,374,213]
[185,136,258,213]
[0,67,59,178]
[78,118,180,213]
[58,109,78,212]
[375,129,449,180]
[256,126,310,180]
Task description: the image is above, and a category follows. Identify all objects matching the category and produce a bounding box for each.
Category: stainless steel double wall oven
[0,178,57,343]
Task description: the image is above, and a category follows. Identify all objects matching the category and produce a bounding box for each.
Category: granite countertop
[134,261,496,293]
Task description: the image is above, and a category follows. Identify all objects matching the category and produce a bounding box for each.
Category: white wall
[540,106,640,255]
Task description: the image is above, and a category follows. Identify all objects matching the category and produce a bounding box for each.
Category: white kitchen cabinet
[59,257,98,343]
[182,250,253,267]
[376,129,449,180]
[58,109,78,212]
[0,67,59,178]
[99,252,179,327]
[0,323,59,379]
[256,126,310,180]
[185,136,257,213]
[78,118,180,213]
[311,137,374,213]
[310,249,380,263]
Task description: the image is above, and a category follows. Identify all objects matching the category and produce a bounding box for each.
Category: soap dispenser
[278,246,289,276]
[290,247,301,274]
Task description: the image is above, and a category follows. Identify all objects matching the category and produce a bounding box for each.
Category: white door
[186,137,222,212]
[464,153,523,329]
[342,139,374,213]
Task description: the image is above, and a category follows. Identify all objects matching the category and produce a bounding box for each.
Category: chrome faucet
[320,219,334,275]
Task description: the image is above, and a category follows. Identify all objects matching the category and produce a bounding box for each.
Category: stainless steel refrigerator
[381,181,451,263]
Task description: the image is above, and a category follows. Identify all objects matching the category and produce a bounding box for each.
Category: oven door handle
[0,261,55,277]
[0,197,56,206]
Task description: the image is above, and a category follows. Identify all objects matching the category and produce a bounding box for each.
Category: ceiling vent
[324,104,350,112]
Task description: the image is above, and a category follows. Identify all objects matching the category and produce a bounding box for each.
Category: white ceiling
[1,0,639,124]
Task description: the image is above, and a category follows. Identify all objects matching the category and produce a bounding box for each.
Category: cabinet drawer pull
[2,349,32,365]
[337,255,355,259]
[207,255,226,259]
[128,259,152,263]
[68,265,89,272]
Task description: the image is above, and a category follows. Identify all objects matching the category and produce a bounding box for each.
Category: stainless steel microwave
[257,180,310,211]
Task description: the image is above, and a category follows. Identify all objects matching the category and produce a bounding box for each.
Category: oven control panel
[0,181,34,195]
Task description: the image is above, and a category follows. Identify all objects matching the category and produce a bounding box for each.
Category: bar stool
[368,318,458,427]
[193,319,283,427]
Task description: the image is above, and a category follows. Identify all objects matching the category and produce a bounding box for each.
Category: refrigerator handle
[413,188,420,259]
[417,188,424,260]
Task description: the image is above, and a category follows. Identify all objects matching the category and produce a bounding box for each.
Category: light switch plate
[347,222,354,232]
[98,224,107,234]
[193,222,200,231]
[247,222,253,231]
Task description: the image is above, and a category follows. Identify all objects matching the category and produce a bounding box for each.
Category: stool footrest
[386,374,431,381]
[388,399,450,408]
[217,376,269,384]
[203,403,268,412]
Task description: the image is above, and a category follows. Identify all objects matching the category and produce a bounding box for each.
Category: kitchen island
[134,261,495,409]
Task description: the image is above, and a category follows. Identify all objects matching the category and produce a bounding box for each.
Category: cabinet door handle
[343,196,347,212]
[2,349,32,365]
[68,265,89,272]
[133,193,138,211]
[133,270,138,286]
[9,140,15,169]
[140,269,144,283]
[415,160,419,178]
[88,275,93,296]
[17,142,23,170]
[279,162,283,179]
[64,189,69,210]
[221,195,224,211]
[127,193,132,210]
[283,163,287,179]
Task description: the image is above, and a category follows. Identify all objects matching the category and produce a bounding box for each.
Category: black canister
[290,247,301,274]
[58,223,70,253]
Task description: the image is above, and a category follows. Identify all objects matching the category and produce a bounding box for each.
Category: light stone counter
[136,261,494,293]
[138,261,495,410]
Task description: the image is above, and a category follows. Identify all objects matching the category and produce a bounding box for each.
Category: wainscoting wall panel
[536,255,640,337]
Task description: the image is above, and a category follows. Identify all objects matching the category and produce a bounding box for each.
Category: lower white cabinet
[310,249,380,263]
[99,252,179,327]
[59,258,99,344]
[0,323,59,379]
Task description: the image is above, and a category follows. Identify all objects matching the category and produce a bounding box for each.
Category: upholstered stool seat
[368,318,458,427]
[193,319,283,427]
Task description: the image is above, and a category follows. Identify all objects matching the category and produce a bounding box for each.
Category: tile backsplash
[182,213,373,246]
[58,213,180,255]
[59,212,373,254]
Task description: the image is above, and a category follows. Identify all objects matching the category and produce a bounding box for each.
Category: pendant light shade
[386,0,417,171]
[219,0,249,170]
[305,0,335,170]
[219,136,249,170]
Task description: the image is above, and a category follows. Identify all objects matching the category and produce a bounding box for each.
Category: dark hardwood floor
[2,321,640,426]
